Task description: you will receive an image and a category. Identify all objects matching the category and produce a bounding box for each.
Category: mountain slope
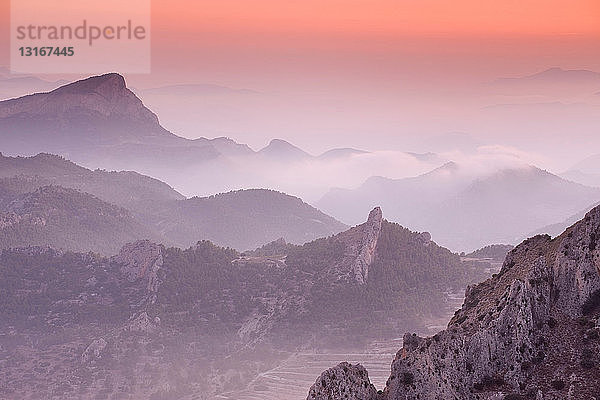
[0,183,164,254]
[259,138,312,161]
[155,188,348,250]
[0,152,185,212]
[0,152,347,251]
[0,207,489,399]
[309,204,600,400]
[319,164,600,251]
[0,73,222,173]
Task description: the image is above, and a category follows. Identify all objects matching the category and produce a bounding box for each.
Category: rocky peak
[353,206,383,283]
[0,73,159,126]
[322,206,383,284]
[310,204,600,399]
[52,73,126,97]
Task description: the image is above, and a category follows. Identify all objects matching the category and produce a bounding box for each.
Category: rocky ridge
[308,204,600,400]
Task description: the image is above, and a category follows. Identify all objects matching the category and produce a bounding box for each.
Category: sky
[1,0,600,168]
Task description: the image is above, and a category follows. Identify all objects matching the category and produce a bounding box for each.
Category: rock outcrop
[112,240,164,303]
[352,207,383,283]
[331,206,383,284]
[309,205,600,400]
[0,73,159,125]
[307,362,380,400]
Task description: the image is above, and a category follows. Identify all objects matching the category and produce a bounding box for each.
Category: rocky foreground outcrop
[307,362,379,400]
[309,205,600,400]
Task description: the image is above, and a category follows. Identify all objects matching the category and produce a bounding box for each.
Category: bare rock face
[311,205,600,400]
[112,240,164,302]
[81,338,107,364]
[307,362,381,400]
[330,207,383,284]
[352,207,383,283]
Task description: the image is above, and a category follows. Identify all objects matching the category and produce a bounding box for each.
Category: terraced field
[216,340,401,400]
[216,288,470,400]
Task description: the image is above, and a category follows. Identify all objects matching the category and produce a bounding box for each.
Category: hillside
[309,204,600,400]
[0,183,164,254]
[157,189,347,250]
[0,153,347,251]
[0,208,488,399]
[0,152,185,212]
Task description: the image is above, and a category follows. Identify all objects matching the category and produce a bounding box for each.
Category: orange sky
[154,0,600,35]
[1,0,599,87]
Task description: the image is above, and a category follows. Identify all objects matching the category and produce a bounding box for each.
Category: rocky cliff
[309,204,600,400]
[322,206,383,284]
[0,73,160,128]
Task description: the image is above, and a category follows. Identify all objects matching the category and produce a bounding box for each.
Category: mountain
[0,73,223,173]
[0,152,185,212]
[0,208,489,399]
[560,155,600,188]
[0,182,164,254]
[0,74,447,201]
[568,153,600,175]
[490,67,600,96]
[0,152,347,252]
[154,188,349,250]
[318,164,600,251]
[309,204,600,400]
[495,67,600,85]
[465,244,514,262]
[318,161,469,226]
[259,138,312,161]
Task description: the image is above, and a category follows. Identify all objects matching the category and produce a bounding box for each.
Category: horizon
[3,2,600,399]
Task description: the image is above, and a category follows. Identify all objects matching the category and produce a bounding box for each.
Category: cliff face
[309,205,600,400]
[325,206,383,284]
[0,73,159,126]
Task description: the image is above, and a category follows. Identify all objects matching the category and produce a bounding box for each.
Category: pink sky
[1,0,599,165]
[1,0,598,86]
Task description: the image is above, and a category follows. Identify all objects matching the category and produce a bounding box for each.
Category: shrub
[550,380,566,390]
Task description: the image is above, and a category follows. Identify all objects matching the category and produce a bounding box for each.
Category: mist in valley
[1,2,600,397]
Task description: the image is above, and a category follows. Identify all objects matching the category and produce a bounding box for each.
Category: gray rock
[307,362,380,400]
[112,240,164,302]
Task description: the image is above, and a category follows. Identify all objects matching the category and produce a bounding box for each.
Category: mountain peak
[259,139,311,160]
[0,73,175,147]
[51,73,127,97]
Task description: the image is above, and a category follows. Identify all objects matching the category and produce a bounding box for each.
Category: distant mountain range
[0,153,347,252]
[3,73,599,252]
[318,162,600,251]
[490,67,600,96]
[0,73,444,201]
